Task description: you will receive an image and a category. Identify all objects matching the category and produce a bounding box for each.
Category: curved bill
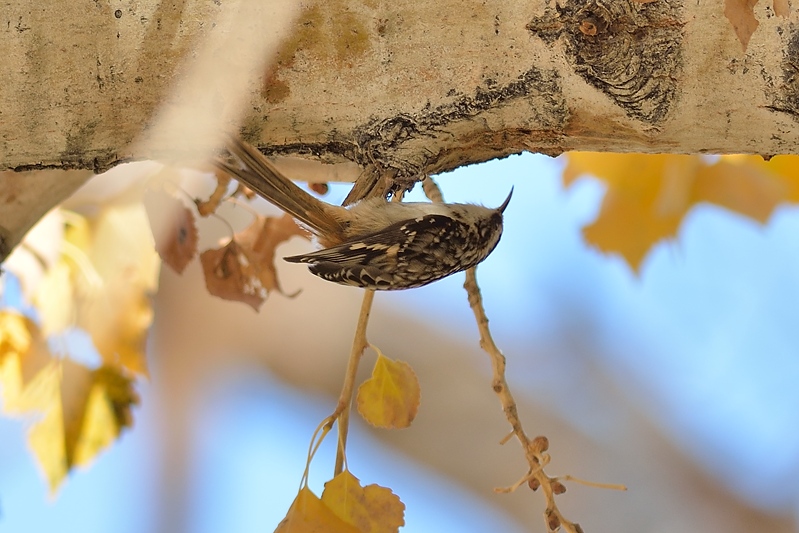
[497,187,513,214]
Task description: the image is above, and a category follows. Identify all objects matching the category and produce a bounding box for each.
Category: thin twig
[423,176,586,533]
[463,268,538,465]
[465,267,585,533]
[331,189,403,476]
[301,415,336,489]
[333,289,375,476]
[557,475,627,492]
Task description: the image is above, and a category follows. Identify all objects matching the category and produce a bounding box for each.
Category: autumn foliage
[564,153,799,271]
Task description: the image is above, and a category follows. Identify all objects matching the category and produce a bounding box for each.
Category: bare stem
[557,475,627,492]
[333,289,375,476]
[423,176,586,533]
[330,191,401,476]
[464,267,585,533]
[463,268,535,460]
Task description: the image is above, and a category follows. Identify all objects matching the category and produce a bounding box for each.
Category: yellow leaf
[744,155,799,203]
[28,359,91,491]
[564,153,698,271]
[73,365,139,467]
[2,209,65,301]
[26,361,139,492]
[33,260,75,336]
[275,486,361,533]
[2,204,150,491]
[74,204,160,376]
[356,350,420,429]
[64,209,92,251]
[562,153,799,271]
[0,316,139,493]
[0,312,55,413]
[563,152,699,191]
[693,157,790,223]
[321,471,405,533]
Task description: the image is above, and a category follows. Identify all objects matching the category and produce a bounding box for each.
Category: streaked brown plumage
[215,138,511,289]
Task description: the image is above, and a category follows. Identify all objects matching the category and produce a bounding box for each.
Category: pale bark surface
[1,0,797,251]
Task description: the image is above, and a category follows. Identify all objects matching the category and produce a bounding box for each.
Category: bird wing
[284,214,455,265]
[284,214,458,289]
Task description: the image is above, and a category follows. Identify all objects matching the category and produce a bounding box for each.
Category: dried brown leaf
[196,172,232,216]
[200,240,265,311]
[145,190,198,274]
[309,182,330,195]
[234,213,308,297]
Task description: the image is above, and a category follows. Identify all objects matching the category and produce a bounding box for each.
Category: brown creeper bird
[215,138,511,290]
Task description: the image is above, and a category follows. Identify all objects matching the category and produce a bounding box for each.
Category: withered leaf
[308,182,330,196]
[195,171,232,217]
[145,189,199,274]
[234,213,308,297]
[200,240,265,311]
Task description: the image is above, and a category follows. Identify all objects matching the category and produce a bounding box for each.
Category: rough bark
[1,0,797,259]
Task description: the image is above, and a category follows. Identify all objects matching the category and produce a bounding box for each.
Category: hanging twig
[424,176,601,533]
[331,289,375,476]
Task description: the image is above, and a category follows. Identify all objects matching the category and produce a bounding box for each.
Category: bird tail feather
[215,137,345,240]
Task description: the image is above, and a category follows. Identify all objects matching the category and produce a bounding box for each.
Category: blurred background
[2,151,799,532]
